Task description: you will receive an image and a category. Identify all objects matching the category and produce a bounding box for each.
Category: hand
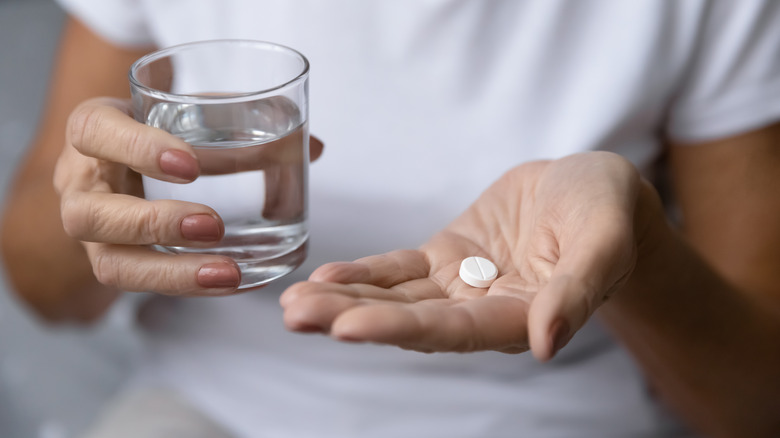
[281,152,654,360]
[54,97,323,296]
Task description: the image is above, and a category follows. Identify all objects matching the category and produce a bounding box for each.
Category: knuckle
[309,262,351,283]
[135,260,172,292]
[91,247,120,287]
[92,246,188,293]
[284,281,318,301]
[137,202,169,244]
[447,307,481,353]
[52,152,72,194]
[59,196,89,239]
[160,263,184,289]
[120,125,152,166]
[148,261,200,296]
[68,98,153,168]
[68,103,104,151]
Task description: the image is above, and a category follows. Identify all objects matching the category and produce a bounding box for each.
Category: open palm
[281,152,650,360]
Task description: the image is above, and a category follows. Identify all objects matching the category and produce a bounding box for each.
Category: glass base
[236,239,308,290]
[152,238,308,291]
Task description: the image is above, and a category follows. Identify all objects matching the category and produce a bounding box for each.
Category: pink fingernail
[293,323,326,333]
[197,263,240,289]
[160,150,199,180]
[181,215,222,242]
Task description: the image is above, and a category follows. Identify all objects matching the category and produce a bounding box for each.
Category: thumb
[527,226,636,362]
[527,273,598,362]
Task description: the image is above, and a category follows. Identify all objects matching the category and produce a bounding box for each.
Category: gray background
[0,1,141,437]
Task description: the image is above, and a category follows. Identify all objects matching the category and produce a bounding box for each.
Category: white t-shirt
[55,1,780,437]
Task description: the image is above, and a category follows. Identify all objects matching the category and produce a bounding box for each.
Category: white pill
[459,256,498,288]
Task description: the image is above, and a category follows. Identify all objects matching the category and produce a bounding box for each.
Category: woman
[3,1,780,436]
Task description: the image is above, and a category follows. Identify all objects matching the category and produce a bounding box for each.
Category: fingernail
[160,150,199,180]
[549,318,571,357]
[197,263,240,289]
[293,323,326,333]
[181,215,222,241]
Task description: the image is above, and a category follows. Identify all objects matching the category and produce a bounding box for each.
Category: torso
[130,1,702,436]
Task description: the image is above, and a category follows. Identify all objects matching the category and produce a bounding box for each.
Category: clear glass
[129,40,310,289]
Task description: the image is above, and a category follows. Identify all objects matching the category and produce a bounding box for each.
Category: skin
[1,18,323,319]
[1,18,150,322]
[2,15,779,438]
[281,136,780,437]
[283,152,643,355]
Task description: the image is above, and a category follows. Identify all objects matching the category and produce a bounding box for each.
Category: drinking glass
[129,40,310,289]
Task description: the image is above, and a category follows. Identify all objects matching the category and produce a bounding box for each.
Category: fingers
[67,99,325,183]
[309,250,430,287]
[262,165,306,220]
[281,270,445,334]
[61,192,223,246]
[281,279,531,352]
[330,295,530,352]
[526,275,585,361]
[67,97,199,182]
[284,292,361,332]
[309,136,324,161]
[84,242,240,295]
[281,281,411,331]
[196,132,323,176]
[58,97,329,298]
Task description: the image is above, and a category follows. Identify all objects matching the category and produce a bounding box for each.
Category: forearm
[1,170,119,323]
[0,18,149,323]
[599,186,780,437]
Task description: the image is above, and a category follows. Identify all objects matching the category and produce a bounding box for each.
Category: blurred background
[0,1,141,437]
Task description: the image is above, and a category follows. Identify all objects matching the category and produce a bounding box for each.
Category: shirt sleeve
[666,0,780,143]
[55,0,155,48]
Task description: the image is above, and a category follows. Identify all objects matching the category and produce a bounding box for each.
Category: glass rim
[128,39,309,103]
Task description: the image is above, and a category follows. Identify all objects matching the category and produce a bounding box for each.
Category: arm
[5,17,328,318]
[599,122,780,437]
[0,18,151,323]
[279,124,780,436]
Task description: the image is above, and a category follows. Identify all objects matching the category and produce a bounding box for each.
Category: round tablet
[459,256,498,288]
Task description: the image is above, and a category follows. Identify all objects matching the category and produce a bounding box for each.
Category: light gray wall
[0,2,141,437]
